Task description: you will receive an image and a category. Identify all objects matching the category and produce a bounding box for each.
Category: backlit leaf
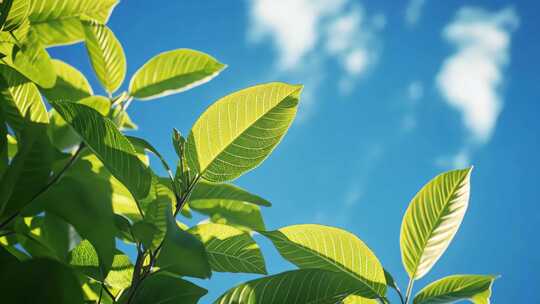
[400,168,472,280]
[41,59,93,102]
[186,82,302,182]
[129,49,225,100]
[261,224,387,299]
[413,275,498,304]
[125,272,207,304]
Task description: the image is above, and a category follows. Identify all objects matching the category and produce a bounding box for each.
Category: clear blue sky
[51,0,539,302]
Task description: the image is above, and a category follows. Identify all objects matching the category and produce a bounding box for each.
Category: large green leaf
[3,0,30,31]
[41,59,93,102]
[29,153,117,276]
[215,269,362,304]
[136,176,171,250]
[83,20,125,94]
[13,213,69,260]
[261,224,387,299]
[413,275,498,304]
[189,199,266,231]
[189,223,266,274]
[50,100,151,199]
[186,82,302,182]
[47,95,110,150]
[190,180,271,207]
[128,48,225,100]
[0,258,84,303]
[155,212,211,279]
[400,168,472,280]
[28,0,117,47]
[125,272,207,304]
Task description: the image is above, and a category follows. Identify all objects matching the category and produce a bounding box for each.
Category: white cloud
[437,7,519,144]
[405,0,426,26]
[248,0,383,117]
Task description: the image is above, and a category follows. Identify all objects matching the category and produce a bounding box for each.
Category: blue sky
[51,0,540,302]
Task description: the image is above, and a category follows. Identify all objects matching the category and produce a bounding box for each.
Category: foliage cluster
[0,1,496,303]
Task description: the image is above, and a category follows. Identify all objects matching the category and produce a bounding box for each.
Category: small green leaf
[156,212,211,278]
[189,199,266,231]
[189,223,267,274]
[113,214,134,243]
[41,59,93,102]
[83,20,126,94]
[400,168,472,280]
[186,82,302,182]
[0,258,84,303]
[413,275,498,304]
[129,48,225,100]
[190,180,271,207]
[50,100,151,200]
[215,269,361,304]
[261,224,387,299]
[125,272,207,304]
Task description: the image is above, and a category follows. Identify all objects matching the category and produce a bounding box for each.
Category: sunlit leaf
[129,48,225,100]
[83,20,125,94]
[190,180,271,207]
[400,168,472,280]
[186,82,302,182]
[50,100,151,199]
[28,0,118,47]
[41,59,93,102]
[261,224,387,299]
[413,275,498,304]
[3,0,30,31]
[189,199,265,231]
[215,269,362,304]
[189,223,266,274]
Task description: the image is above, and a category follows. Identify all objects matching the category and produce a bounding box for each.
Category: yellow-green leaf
[83,20,125,94]
[189,223,266,274]
[215,269,362,304]
[400,168,472,280]
[186,82,302,182]
[128,48,225,100]
[28,0,118,47]
[49,100,151,200]
[3,0,30,31]
[261,224,387,299]
[41,59,93,102]
[413,275,498,304]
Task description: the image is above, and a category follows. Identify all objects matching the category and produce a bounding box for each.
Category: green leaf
[131,221,159,250]
[128,48,225,100]
[413,275,498,304]
[186,82,302,182]
[343,296,380,304]
[189,223,266,274]
[0,258,84,303]
[215,269,362,304]
[400,168,472,280]
[0,64,48,132]
[6,133,17,158]
[14,213,70,260]
[190,180,271,207]
[137,177,171,250]
[28,0,118,47]
[30,153,117,276]
[50,100,151,199]
[128,135,172,174]
[41,59,93,102]
[261,224,387,299]
[3,0,30,31]
[105,250,134,291]
[4,28,56,88]
[125,272,207,304]
[83,20,125,94]
[113,214,134,242]
[47,95,110,150]
[189,199,266,231]
[156,212,211,278]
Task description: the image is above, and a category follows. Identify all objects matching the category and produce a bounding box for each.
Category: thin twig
[404,279,414,304]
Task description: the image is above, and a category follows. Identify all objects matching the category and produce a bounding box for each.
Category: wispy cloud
[436,7,518,167]
[247,0,384,119]
[405,0,426,26]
